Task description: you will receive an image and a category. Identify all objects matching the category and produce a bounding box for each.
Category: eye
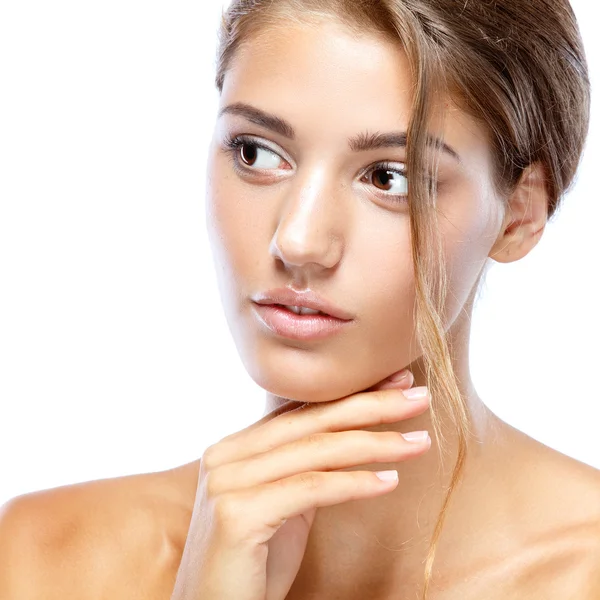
[223,134,287,171]
[361,162,409,202]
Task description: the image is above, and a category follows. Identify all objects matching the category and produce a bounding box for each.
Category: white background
[0,1,598,507]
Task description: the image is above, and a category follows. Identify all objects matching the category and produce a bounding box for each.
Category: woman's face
[205,17,504,403]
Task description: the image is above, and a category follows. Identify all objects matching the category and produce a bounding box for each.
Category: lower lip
[252,303,352,341]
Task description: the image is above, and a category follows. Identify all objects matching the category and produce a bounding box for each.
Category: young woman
[1,0,598,598]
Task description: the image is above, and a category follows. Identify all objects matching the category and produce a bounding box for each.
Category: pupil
[241,143,257,165]
[375,170,392,190]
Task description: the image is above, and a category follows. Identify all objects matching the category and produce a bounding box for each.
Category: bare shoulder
[0,460,200,600]
[519,429,600,524]
[441,426,600,599]
[511,430,600,598]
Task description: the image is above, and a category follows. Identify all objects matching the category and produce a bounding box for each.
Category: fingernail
[403,386,429,401]
[389,368,411,382]
[375,470,398,482]
[401,430,429,443]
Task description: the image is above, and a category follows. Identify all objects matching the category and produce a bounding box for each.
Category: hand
[170,369,431,600]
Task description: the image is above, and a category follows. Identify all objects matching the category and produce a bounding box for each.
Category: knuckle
[352,430,374,443]
[212,492,240,525]
[341,430,369,449]
[202,469,224,499]
[358,471,374,486]
[304,432,326,450]
[365,431,406,456]
[385,431,406,446]
[200,443,220,472]
[271,475,288,492]
[369,431,405,454]
[364,389,389,405]
[297,471,321,492]
[346,472,372,501]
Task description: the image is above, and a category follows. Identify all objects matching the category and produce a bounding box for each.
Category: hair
[213,0,590,597]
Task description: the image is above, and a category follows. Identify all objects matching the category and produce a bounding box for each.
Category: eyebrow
[218,102,461,163]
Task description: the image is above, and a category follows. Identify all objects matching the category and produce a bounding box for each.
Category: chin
[242,354,380,404]
[232,323,413,403]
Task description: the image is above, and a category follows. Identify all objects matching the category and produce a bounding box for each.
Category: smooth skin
[1,14,600,600]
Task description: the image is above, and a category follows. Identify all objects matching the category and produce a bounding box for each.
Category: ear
[489,162,550,263]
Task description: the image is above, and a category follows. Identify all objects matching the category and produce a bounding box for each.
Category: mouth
[271,303,330,317]
[252,287,354,321]
[251,302,353,341]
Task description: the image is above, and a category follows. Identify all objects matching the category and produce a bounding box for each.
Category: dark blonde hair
[213,1,590,596]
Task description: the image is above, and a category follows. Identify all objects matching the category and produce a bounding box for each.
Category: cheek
[365,245,414,323]
[347,224,418,367]
[205,157,262,333]
[206,156,264,285]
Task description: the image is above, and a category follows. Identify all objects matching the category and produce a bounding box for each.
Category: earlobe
[489,162,550,264]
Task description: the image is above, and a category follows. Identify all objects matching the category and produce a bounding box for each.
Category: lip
[252,287,353,321]
[252,303,353,341]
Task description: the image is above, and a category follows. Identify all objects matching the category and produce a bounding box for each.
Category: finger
[201,386,430,472]
[211,468,403,544]
[208,427,430,494]
[225,368,413,440]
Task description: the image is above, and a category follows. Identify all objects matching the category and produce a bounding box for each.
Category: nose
[269,166,345,274]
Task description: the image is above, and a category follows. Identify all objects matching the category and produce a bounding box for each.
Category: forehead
[220,17,490,169]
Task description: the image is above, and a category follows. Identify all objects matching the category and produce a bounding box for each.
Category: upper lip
[252,287,354,321]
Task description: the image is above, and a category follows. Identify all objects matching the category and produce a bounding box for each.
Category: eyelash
[222,133,411,204]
